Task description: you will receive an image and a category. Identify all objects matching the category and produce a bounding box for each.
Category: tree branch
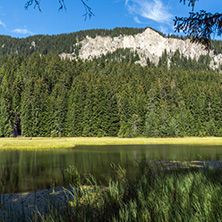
[80,0,94,20]
[25,0,94,19]
[179,0,199,10]
[174,10,222,47]
[25,0,42,12]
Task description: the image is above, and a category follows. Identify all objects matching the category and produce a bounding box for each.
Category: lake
[1,144,222,194]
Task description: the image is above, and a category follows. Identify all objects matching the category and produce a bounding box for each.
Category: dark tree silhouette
[175,0,222,47]
[25,0,94,19]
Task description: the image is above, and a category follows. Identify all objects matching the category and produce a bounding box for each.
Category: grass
[2,163,222,221]
[1,136,222,149]
[34,164,222,221]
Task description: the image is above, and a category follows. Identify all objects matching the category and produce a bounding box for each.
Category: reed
[1,163,222,221]
[39,163,222,221]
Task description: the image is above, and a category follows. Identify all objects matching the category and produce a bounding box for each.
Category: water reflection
[0,144,222,194]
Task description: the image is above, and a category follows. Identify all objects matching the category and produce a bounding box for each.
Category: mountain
[1,28,222,138]
[0,27,146,56]
[0,27,222,70]
[61,27,222,70]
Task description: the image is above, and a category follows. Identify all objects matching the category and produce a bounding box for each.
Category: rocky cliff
[60,28,222,69]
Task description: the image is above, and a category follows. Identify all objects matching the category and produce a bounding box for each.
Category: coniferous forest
[0,45,222,138]
[0,27,221,56]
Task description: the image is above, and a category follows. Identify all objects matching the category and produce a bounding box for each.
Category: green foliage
[0,52,221,137]
[27,165,222,222]
[0,27,146,57]
[0,27,221,57]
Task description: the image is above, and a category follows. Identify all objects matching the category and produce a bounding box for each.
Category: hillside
[0,27,222,138]
[0,53,221,138]
[0,27,222,70]
[0,27,145,56]
[62,28,222,69]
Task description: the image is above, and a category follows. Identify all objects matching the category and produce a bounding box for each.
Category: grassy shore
[0,137,222,149]
[2,164,222,221]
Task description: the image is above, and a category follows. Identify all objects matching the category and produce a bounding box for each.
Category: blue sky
[0,0,221,38]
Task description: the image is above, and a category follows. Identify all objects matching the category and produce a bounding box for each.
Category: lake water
[1,144,222,194]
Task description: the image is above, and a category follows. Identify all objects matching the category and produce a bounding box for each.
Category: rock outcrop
[61,28,222,69]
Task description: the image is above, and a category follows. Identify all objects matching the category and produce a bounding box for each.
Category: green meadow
[1,137,222,149]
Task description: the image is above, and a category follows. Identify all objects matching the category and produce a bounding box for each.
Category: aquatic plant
[2,163,222,221]
[39,163,222,221]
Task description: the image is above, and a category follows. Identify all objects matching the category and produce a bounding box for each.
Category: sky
[0,0,221,38]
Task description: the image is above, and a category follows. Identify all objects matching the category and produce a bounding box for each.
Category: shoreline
[1,137,222,150]
[2,160,222,221]
[0,186,76,221]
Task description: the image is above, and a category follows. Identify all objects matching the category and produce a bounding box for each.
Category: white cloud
[125,0,173,24]
[12,28,33,35]
[134,16,142,24]
[160,26,168,34]
[0,20,6,29]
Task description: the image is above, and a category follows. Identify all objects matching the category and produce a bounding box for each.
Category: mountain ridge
[0,27,222,69]
[61,27,222,69]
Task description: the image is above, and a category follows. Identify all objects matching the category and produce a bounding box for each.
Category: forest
[0,27,222,56]
[0,45,221,138]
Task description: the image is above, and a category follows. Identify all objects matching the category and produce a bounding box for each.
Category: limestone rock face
[62,28,222,69]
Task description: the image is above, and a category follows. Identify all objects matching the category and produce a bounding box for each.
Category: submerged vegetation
[2,163,222,221]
